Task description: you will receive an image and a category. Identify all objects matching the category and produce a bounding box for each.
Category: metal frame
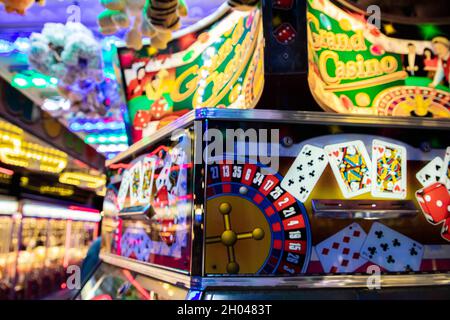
[196,273,450,290]
[99,254,450,290]
[107,108,450,165]
[101,253,191,289]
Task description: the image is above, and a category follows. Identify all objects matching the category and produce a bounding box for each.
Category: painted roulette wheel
[374,86,450,117]
[205,157,312,275]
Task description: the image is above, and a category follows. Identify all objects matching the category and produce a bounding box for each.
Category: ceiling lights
[59,171,106,190]
[0,120,68,173]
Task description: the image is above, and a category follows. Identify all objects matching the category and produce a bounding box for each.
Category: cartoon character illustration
[403,43,425,77]
[423,47,438,78]
[127,66,151,100]
[429,36,450,88]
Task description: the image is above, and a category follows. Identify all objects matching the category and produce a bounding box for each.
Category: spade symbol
[425,174,431,180]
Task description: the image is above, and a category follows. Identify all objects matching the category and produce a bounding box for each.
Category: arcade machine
[13,201,101,300]
[0,200,101,300]
[0,196,19,300]
[0,118,103,299]
[78,0,450,300]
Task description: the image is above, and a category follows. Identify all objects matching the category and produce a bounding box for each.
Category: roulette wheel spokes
[206,202,265,274]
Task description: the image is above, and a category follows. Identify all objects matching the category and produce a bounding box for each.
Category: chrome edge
[107,108,450,166]
[195,273,450,290]
[100,252,450,290]
[100,253,192,289]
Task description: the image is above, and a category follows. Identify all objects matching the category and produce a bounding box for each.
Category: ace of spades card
[324,140,372,198]
[371,139,407,199]
[315,223,368,273]
[360,222,424,272]
[441,147,450,192]
[281,144,328,203]
[416,156,444,188]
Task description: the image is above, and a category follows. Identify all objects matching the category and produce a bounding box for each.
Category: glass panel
[79,263,187,300]
[102,128,193,272]
[204,119,449,276]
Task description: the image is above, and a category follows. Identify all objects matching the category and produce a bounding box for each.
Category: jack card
[371,139,407,199]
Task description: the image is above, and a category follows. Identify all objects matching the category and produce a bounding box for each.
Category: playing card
[360,222,424,272]
[324,140,372,198]
[139,156,156,203]
[129,161,143,205]
[315,223,368,273]
[441,147,450,192]
[416,156,444,188]
[281,144,328,203]
[371,139,407,199]
[117,170,131,210]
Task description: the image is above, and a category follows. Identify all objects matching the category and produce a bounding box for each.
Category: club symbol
[299,186,306,194]
[392,239,401,247]
[297,164,303,171]
[409,247,418,256]
[387,255,395,264]
[380,243,389,251]
[304,150,312,156]
[298,175,305,182]
[206,202,265,274]
[375,230,384,239]
[288,179,294,186]
[307,160,314,167]
[309,171,315,177]
[318,155,325,161]
[368,246,376,258]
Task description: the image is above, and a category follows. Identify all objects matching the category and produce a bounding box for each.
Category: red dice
[416,182,450,224]
[273,23,297,45]
[273,0,294,9]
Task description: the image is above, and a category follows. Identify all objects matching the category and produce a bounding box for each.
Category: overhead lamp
[22,201,101,222]
[84,133,128,145]
[0,140,68,173]
[0,120,23,150]
[42,98,71,112]
[59,171,106,189]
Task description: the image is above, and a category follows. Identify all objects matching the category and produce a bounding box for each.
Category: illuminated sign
[307,0,450,118]
[117,7,264,142]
